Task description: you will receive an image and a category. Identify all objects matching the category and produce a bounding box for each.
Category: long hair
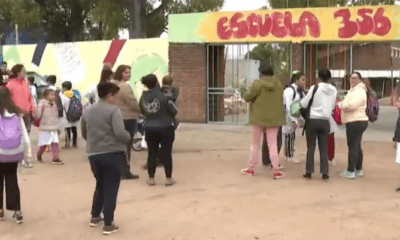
[0,87,23,117]
[100,64,113,84]
[10,64,24,79]
[114,65,131,81]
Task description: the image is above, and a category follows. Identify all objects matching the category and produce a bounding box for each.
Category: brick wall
[292,43,303,72]
[169,44,207,123]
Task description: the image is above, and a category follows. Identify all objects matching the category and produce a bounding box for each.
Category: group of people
[241,62,375,181]
[0,62,180,235]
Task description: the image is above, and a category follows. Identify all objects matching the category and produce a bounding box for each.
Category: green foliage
[268,0,394,8]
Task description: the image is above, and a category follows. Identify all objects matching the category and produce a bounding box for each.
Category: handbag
[333,100,342,125]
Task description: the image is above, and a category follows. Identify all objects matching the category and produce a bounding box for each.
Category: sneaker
[72,144,78,149]
[322,174,330,180]
[329,160,337,166]
[21,161,33,168]
[90,217,104,227]
[241,168,255,176]
[355,170,363,177]
[287,157,301,164]
[165,178,176,186]
[340,170,356,179]
[147,178,156,186]
[396,187,400,193]
[37,155,43,163]
[102,224,119,235]
[269,164,284,170]
[303,173,312,179]
[12,211,23,224]
[52,159,64,165]
[122,172,139,180]
[0,209,4,221]
[273,171,285,179]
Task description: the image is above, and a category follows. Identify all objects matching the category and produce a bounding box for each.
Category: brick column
[169,44,207,123]
[292,43,303,72]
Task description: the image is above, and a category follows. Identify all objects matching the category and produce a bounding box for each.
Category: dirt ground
[1,124,400,240]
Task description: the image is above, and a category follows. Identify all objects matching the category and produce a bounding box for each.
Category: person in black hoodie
[140,74,178,187]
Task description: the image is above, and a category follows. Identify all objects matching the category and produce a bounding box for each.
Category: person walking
[301,69,337,180]
[35,89,63,165]
[81,82,130,235]
[240,63,286,179]
[111,65,140,180]
[5,64,34,168]
[28,76,38,106]
[60,81,81,148]
[0,87,32,224]
[140,74,178,186]
[338,72,369,179]
[282,72,307,164]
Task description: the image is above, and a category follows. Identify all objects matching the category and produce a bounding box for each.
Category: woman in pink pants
[240,63,286,179]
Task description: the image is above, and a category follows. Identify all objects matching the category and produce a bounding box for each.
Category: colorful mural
[169,5,400,43]
[3,38,169,99]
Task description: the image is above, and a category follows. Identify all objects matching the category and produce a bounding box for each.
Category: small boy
[161,76,180,129]
[28,76,38,106]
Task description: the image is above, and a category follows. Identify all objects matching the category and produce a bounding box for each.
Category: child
[161,76,180,129]
[0,87,31,224]
[60,81,80,148]
[28,76,37,106]
[35,89,63,165]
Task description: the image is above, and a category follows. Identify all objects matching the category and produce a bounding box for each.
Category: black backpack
[55,90,63,118]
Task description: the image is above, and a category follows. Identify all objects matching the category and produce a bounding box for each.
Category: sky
[222,0,268,11]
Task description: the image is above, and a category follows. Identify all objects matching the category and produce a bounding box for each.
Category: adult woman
[6,64,34,168]
[81,82,130,235]
[301,69,337,180]
[140,74,177,186]
[111,65,140,180]
[240,64,285,179]
[339,72,369,179]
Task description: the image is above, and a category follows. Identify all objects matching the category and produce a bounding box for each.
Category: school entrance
[168,5,400,124]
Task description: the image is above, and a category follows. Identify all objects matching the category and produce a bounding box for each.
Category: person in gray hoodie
[139,74,178,187]
[81,82,130,235]
[301,69,337,180]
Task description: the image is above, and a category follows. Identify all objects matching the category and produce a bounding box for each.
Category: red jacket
[6,77,34,114]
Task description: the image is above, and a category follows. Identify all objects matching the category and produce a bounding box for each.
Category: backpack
[73,89,81,101]
[0,115,24,163]
[287,85,303,118]
[55,90,63,118]
[66,95,83,123]
[366,92,379,123]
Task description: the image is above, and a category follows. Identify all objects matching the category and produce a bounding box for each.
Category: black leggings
[0,163,21,211]
[65,127,77,146]
[346,121,368,172]
[145,126,175,178]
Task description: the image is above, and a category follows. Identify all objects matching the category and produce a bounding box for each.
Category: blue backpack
[66,96,83,123]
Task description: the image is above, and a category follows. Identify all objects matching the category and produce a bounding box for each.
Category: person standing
[0,61,9,86]
[28,76,38,106]
[81,82,130,235]
[338,72,369,179]
[5,64,34,168]
[85,64,113,106]
[282,72,307,164]
[140,74,178,186]
[240,63,286,179]
[111,65,140,180]
[60,81,80,148]
[301,69,337,180]
[35,89,63,165]
[0,87,32,224]
[394,98,400,192]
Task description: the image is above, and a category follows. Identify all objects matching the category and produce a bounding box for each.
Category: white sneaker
[355,170,363,177]
[287,157,301,164]
[329,160,337,166]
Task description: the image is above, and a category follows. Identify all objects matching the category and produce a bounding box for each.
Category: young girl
[35,89,63,165]
[0,87,31,224]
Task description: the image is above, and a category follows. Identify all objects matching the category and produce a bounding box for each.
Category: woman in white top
[84,64,113,106]
[300,69,337,180]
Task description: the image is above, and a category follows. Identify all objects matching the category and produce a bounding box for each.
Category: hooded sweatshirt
[301,82,337,120]
[338,82,369,124]
[242,76,285,127]
[139,88,177,128]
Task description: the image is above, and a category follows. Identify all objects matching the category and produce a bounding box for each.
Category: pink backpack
[0,114,24,163]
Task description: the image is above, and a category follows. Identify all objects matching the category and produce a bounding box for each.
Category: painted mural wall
[3,38,169,99]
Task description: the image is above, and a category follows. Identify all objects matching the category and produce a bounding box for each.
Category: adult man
[282,72,307,164]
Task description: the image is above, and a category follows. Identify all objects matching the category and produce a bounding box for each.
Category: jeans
[305,119,330,175]
[0,163,21,211]
[262,126,282,166]
[65,127,77,146]
[145,126,175,178]
[89,152,125,226]
[346,121,368,172]
[248,126,280,171]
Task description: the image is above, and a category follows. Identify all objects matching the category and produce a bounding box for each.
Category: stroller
[132,116,147,151]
